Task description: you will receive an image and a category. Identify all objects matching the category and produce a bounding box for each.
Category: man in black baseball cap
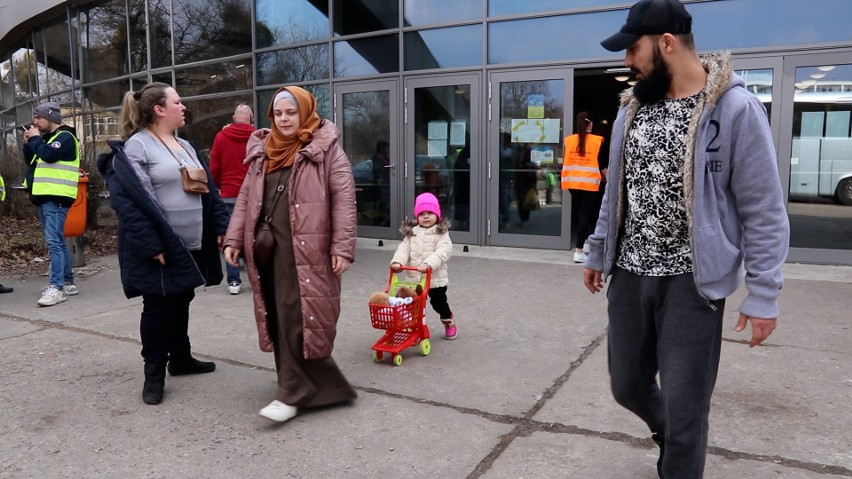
[601,0,692,52]
[587,1,790,479]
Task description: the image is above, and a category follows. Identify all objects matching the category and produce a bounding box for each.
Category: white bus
[789,90,852,205]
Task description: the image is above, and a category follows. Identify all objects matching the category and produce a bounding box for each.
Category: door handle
[384,164,395,168]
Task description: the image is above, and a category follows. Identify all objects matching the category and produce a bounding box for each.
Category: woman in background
[561,111,605,263]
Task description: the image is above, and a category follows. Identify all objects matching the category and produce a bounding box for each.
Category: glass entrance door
[405,74,480,244]
[335,80,400,236]
[488,69,571,249]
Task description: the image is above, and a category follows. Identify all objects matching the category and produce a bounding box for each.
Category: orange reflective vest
[561,133,603,191]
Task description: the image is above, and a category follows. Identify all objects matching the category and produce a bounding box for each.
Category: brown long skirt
[258,168,356,408]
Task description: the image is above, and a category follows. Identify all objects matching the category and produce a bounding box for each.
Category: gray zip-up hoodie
[586,52,789,319]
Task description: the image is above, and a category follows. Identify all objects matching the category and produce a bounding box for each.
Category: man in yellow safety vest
[22,101,81,306]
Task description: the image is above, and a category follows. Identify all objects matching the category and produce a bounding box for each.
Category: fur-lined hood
[588,50,789,319]
[399,217,451,236]
[613,52,738,235]
[618,52,736,109]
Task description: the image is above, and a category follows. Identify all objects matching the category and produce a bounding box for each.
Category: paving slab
[483,432,850,479]
[0,325,511,479]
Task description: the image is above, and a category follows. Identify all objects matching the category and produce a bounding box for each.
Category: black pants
[606,267,724,479]
[570,189,602,249]
[428,286,453,320]
[140,289,195,363]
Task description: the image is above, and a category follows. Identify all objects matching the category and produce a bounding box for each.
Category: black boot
[167,353,216,376]
[0,284,13,294]
[142,362,166,405]
[652,431,665,479]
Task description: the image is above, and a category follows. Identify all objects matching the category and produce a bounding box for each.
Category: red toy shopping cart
[368,266,431,366]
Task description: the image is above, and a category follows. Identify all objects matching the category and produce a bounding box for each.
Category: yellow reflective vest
[0,174,5,201]
[561,133,603,191]
[31,130,80,200]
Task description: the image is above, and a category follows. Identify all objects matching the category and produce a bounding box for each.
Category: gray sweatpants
[606,267,725,479]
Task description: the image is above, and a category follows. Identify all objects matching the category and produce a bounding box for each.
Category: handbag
[253,183,287,263]
[523,188,541,211]
[148,128,209,194]
[254,221,274,264]
[179,166,209,194]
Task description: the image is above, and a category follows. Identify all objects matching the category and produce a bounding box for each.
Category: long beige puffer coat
[223,120,357,359]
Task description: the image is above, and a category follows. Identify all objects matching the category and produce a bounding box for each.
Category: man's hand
[23,126,39,141]
[583,268,604,294]
[735,314,777,348]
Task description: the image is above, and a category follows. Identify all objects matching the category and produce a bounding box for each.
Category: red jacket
[210,122,255,198]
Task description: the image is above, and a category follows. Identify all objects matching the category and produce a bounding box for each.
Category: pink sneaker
[441,317,457,340]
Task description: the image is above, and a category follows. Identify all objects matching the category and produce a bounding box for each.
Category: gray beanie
[33,101,63,124]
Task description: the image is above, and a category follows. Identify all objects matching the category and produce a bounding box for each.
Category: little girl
[390,192,456,339]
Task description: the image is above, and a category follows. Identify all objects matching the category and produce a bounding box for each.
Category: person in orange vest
[561,111,606,263]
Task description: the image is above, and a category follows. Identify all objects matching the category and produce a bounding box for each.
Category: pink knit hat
[414,192,441,219]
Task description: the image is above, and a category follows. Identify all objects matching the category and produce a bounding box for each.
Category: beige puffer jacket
[390,218,452,288]
[223,120,357,358]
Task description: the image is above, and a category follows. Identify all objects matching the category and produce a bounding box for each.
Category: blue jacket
[586,53,789,319]
[96,140,229,298]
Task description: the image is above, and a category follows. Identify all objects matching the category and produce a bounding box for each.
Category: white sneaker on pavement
[573,251,588,263]
[259,400,298,422]
[64,284,79,296]
[228,281,242,295]
[37,285,67,307]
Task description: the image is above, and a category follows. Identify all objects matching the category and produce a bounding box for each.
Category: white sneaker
[228,281,242,295]
[259,400,298,422]
[64,284,79,296]
[37,285,67,307]
[573,251,588,263]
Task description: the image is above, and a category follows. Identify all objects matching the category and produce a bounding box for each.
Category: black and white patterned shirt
[616,92,702,276]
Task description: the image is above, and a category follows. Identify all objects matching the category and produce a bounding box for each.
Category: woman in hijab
[224,86,358,422]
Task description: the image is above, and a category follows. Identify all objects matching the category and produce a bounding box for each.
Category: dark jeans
[223,202,241,284]
[427,286,453,320]
[37,201,74,288]
[499,180,512,227]
[514,185,534,222]
[140,289,195,363]
[606,267,724,479]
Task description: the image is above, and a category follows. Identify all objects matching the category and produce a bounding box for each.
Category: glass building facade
[2,0,852,265]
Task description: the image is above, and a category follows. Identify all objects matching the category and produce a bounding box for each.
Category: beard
[632,46,672,106]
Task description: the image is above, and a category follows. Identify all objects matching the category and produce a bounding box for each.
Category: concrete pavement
[1,239,850,478]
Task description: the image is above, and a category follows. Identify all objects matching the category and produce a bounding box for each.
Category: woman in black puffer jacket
[96,82,229,406]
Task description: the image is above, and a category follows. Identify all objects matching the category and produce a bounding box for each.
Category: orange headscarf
[265,86,322,173]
